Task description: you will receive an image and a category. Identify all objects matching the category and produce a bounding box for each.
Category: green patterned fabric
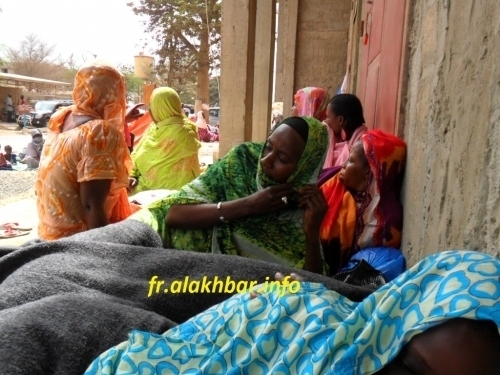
[129,87,201,192]
[131,117,328,269]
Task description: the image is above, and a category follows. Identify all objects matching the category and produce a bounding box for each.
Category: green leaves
[118,64,145,102]
[129,0,221,104]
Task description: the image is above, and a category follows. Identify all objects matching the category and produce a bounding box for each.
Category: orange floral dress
[36,120,131,240]
[36,120,132,240]
[36,62,132,240]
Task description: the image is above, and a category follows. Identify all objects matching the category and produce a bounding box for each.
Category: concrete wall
[294,0,351,94]
[220,0,351,156]
[274,0,350,118]
[400,0,500,264]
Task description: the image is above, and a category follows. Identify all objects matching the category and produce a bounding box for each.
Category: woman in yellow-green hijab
[129,87,201,193]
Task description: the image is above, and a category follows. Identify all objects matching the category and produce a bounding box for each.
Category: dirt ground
[0,123,219,246]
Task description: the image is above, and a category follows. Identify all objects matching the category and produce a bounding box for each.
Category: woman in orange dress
[36,62,140,240]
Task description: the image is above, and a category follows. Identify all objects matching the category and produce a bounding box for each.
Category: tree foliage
[209,76,220,106]
[118,64,145,102]
[0,44,6,68]
[128,0,221,108]
[5,33,59,78]
[3,33,79,91]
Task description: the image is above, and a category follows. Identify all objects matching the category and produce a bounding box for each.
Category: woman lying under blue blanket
[85,250,500,375]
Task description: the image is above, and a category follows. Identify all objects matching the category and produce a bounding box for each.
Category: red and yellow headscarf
[319,130,407,273]
[293,87,330,121]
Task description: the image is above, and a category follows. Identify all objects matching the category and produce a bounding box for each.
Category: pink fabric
[323,126,344,169]
[293,87,329,121]
[196,111,208,129]
[198,127,219,142]
[323,125,368,168]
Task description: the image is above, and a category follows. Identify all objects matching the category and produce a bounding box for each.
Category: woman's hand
[298,185,328,238]
[125,103,145,123]
[275,271,304,282]
[80,179,113,229]
[127,177,138,193]
[245,183,296,215]
[298,186,327,274]
[166,183,294,230]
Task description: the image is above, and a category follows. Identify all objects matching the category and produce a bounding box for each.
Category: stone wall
[294,0,351,93]
[400,0,500,264]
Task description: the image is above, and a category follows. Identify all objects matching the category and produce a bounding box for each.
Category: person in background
[128,87,201,193]
[4,94,14,123]
[17,95,32,128]
[195,104,219,142]
[291,87,330,121]
[21,129,44,169]
[36,61,137,240]
[3,145,16,165]
[323,93,368,169]
[0,144,13,170]
[270,110,283,130]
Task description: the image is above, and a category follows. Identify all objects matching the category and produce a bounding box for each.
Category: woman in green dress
[131,116,329,274]
[128,87,201,193]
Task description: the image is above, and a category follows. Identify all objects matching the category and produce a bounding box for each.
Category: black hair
[20,95,24,99]
[328,94,365,134]
[280,116,309,143]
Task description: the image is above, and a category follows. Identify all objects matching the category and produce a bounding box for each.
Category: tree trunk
[195,26,210,116]
[167,38,176,87]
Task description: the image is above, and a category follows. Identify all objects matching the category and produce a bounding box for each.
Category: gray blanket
[0,220,373,375]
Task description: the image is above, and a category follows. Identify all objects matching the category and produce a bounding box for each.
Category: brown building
[219,0,500,263]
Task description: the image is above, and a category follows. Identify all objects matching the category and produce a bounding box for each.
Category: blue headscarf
[85,251,500,375]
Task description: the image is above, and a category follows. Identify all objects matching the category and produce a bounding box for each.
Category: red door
[358,0,407,134]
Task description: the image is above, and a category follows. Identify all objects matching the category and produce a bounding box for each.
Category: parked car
[209,107,220,127]
[30,100,73,127]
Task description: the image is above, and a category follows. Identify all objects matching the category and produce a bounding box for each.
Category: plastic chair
[17,114,32,129]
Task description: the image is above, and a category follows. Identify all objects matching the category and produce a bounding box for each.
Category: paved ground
[0,121,219,247]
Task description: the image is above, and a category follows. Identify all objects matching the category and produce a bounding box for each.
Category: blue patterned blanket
[0,220,373,375]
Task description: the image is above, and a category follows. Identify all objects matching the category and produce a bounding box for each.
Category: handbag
[331,259,387,288]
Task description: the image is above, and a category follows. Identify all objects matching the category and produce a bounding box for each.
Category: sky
[0,0,157,68]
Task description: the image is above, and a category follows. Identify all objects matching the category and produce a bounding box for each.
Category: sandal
[0,228,30,239]
[0,223,33,231]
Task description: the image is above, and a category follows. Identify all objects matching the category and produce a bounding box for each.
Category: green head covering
[257,116,328,190]
[149,87,184,126]
[135,115,330,270]
[129,86,201,192]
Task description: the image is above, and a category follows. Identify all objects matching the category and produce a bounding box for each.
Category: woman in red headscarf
[319,130,407,274]
[291,87,330,121]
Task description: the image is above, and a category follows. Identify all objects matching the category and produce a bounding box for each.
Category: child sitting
[0,144,13,170]
[3,145,17,165]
